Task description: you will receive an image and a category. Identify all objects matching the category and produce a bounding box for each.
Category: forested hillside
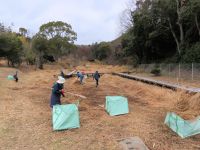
[120,0,200,64]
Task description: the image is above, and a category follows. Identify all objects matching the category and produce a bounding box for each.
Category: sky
[0,0,130,45]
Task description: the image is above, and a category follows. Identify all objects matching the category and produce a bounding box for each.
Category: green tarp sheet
[7,75,14,80]
[52,104,80,131]
[105,96,129,116]
[164,112,200,138]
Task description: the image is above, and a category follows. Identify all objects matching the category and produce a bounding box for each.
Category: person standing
[13,71,18,82]
[77,71,84,84]
[93,71,100,87]
[50,76,65,108]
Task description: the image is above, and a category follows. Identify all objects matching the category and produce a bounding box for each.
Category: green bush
[151,67,161,76]
[182,42,200,63]
[0,33,23,67]
[92,42,111,61]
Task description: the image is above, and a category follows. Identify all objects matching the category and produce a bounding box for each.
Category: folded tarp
[105,96,129,116]
[164,112,200,138]
[7,75,14,80]
[52,104,80,131]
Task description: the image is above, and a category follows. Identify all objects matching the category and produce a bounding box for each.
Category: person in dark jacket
[60,70,65,78]
[77,71,84,84]
[93,71,100,87]
[50,76,65,108]
[13,71,18,82]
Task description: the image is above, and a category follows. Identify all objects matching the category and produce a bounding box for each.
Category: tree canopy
[39,21,77,58]
[0,21,77,69]
[0,32,23,66]
[121,0,200,64]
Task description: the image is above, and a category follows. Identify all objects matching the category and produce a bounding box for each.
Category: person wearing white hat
[50,76,65,108]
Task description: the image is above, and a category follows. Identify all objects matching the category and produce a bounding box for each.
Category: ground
[1,63,200,150]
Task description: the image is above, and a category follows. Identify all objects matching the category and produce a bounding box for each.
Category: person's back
[77,72,84,84]
[94,71,100,80]
[93,71,100,87]
[77,72,83,77]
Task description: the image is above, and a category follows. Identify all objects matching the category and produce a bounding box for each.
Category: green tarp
[7,75,14,80]
[164,112,200,138]
[52,104,80,131]
[105,96,129,116]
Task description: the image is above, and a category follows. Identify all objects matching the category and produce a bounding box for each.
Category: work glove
[61,89,65,97]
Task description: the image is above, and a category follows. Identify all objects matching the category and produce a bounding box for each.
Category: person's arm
[60,85,65,97]
[61,89,65,97]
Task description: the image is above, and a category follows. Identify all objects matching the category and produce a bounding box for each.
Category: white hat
[57,76,65,84]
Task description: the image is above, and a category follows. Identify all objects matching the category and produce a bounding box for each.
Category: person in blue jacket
[77,71,84,84]
[93,71,100,87]
[50,76,65,108]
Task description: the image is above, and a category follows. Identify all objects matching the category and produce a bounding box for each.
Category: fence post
[192,63,194,81]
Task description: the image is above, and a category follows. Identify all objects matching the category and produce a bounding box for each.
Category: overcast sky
[0,0,130,45]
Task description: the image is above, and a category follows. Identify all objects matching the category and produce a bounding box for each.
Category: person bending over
[50,76,65,108]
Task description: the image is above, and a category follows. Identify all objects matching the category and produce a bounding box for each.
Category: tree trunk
[176,0,184,45]
[195,14,200,38]
[168,18,181,55]
[36,51,43,69]
[179,22,184,45]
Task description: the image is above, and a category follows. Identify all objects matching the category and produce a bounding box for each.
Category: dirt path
[1,67,200,150]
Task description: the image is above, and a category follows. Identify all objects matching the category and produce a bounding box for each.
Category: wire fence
[134,63,200,82]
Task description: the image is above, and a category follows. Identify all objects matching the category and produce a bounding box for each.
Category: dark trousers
[95,79,99,87]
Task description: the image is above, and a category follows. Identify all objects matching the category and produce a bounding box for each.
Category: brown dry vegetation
[1,63,200,150]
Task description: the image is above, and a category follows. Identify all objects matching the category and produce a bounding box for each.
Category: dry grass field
[1,63,200,150]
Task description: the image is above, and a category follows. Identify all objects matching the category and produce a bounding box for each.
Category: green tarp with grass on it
[164,112,200,138]
[105,96,129,116]
[52,104,80,131]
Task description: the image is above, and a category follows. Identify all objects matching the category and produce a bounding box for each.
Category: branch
[168,17,181,55]
[195,13,200,38]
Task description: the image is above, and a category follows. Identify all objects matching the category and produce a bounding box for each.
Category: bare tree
[119,0,136,34]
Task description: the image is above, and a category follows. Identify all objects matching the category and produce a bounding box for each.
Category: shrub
[151,66,161,76]
[91,42,111,61]
[182,42,200,63]
[0,33,23,67]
